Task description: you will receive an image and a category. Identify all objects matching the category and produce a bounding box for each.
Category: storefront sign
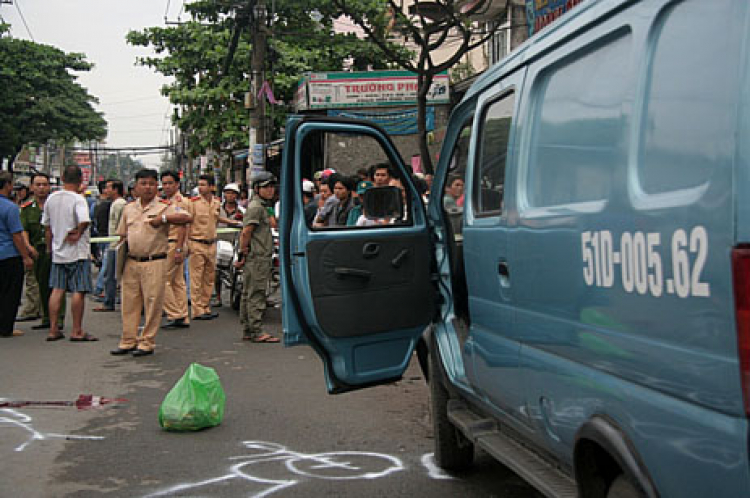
[295,70,450,111]
[327,107,434,136]
[526,0,585,36]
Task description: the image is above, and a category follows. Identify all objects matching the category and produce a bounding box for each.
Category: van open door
[279,116,436,394]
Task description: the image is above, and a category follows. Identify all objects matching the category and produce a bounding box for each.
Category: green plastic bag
[159,363,226,431]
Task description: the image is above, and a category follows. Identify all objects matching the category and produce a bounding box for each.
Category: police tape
[89,227,241,244]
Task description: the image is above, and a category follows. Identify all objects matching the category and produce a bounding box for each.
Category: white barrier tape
[90,227,241,244]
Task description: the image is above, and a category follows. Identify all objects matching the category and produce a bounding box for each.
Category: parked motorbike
[227,229,280,311]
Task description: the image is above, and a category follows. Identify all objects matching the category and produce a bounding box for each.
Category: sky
[2,0,179,168]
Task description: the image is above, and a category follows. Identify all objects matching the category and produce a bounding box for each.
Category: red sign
[81,166,91,185]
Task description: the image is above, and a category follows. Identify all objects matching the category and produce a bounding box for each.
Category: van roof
[464,0,621,101]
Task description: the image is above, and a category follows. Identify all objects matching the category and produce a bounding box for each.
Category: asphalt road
[1,288,541,498]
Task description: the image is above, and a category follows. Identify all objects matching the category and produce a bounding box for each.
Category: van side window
[443,119,472,235]
[639,1,739,194]
[474,92,515,216]
[526,32,633,208]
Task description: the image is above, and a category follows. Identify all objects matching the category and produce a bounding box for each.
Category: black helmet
[252,171,277,188]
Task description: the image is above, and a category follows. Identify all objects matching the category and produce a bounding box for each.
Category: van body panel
[284,0,750,494]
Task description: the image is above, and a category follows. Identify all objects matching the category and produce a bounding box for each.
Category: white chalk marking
[145,440,404,497]
[0,407,104,452]
[421,453,455,480]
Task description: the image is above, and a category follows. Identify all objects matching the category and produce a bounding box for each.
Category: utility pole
[248,0,267,180]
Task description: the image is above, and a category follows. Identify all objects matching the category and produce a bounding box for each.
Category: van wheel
[429,336,474,470]
[606,475,642,498]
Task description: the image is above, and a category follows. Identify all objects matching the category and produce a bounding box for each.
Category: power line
[100,96,165,105]
[14,0,34,41]
[164,0,171,22]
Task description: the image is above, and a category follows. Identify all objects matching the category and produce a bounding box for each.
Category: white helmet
[223,183,241,194]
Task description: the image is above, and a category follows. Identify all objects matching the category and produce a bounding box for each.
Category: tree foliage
[331,0,506,173]
[0,23,107,169]
[98,153,144,185]
[127,0,403,165]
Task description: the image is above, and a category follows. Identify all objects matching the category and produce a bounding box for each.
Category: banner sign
[327,107,434,136]
[295,70,450,111]
[526,0,585,36]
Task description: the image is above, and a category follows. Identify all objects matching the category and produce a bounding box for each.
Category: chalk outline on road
[0,403,105,452]
[146,440,408,497]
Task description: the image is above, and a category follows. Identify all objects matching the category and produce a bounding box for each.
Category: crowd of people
[0,165,279,353]
[0,161,461,352]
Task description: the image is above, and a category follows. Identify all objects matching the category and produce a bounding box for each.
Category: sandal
[46,333,65,342]
[70,333,99,342]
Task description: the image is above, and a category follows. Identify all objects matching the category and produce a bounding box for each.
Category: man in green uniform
[234,172,278,343]
[20,173,65,330]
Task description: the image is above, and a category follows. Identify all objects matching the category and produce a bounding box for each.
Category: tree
[0,24,107,170]
[98,154,144,185]
[330,1,508,174]
[126,0,403,174]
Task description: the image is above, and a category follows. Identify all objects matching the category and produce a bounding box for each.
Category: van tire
[429,336,474,470]
[606,475,642,498]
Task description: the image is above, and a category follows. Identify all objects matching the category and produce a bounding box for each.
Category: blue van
[279,0,750,496]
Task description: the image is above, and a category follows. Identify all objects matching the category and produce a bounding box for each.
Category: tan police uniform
[117,197,177,352]
[187,195,221,318]
[163,192,190,323]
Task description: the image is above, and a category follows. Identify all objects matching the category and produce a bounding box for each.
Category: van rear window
[638,0,739,196]
[526,31,633,208]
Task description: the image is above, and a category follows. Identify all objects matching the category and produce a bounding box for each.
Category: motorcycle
[227,229,280,311]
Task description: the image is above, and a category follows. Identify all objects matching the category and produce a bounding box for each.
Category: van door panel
[513,1,746,491]
[461,70,528,424]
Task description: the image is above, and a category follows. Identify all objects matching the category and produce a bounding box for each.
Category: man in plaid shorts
[42,165,98,342]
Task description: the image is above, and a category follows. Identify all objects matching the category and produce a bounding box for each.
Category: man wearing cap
[302,180,317,225]
[160,170,191,329]
[187,174,240,320]
[235,172,279,343]
[111,169,192,357]
[347,180,373,226]
[213,182,244,307]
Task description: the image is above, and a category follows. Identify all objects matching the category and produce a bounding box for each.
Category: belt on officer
[190,238,216,245]
[128,253,167,262]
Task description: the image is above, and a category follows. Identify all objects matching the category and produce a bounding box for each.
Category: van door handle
[498,261,510,277]
[362,242,380,259]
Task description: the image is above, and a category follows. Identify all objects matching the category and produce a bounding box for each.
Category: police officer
[235,172,279,343]
[19,173,65,329]
[187,174,239,320]
[110,169,192,357]
[160,170,191,329]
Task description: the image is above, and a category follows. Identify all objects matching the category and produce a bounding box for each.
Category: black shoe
[31,322,51,330]
[193,314,210,320]
[206,311,219,319]
[162,318,189,329]
[110,347,137,355]
[131,349,154,357]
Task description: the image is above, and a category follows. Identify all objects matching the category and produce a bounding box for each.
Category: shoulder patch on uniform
[190,196,200,201]
[20,200,33,208]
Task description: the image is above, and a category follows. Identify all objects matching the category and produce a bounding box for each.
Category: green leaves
[126,0,397,159]
[0,26,107,163]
